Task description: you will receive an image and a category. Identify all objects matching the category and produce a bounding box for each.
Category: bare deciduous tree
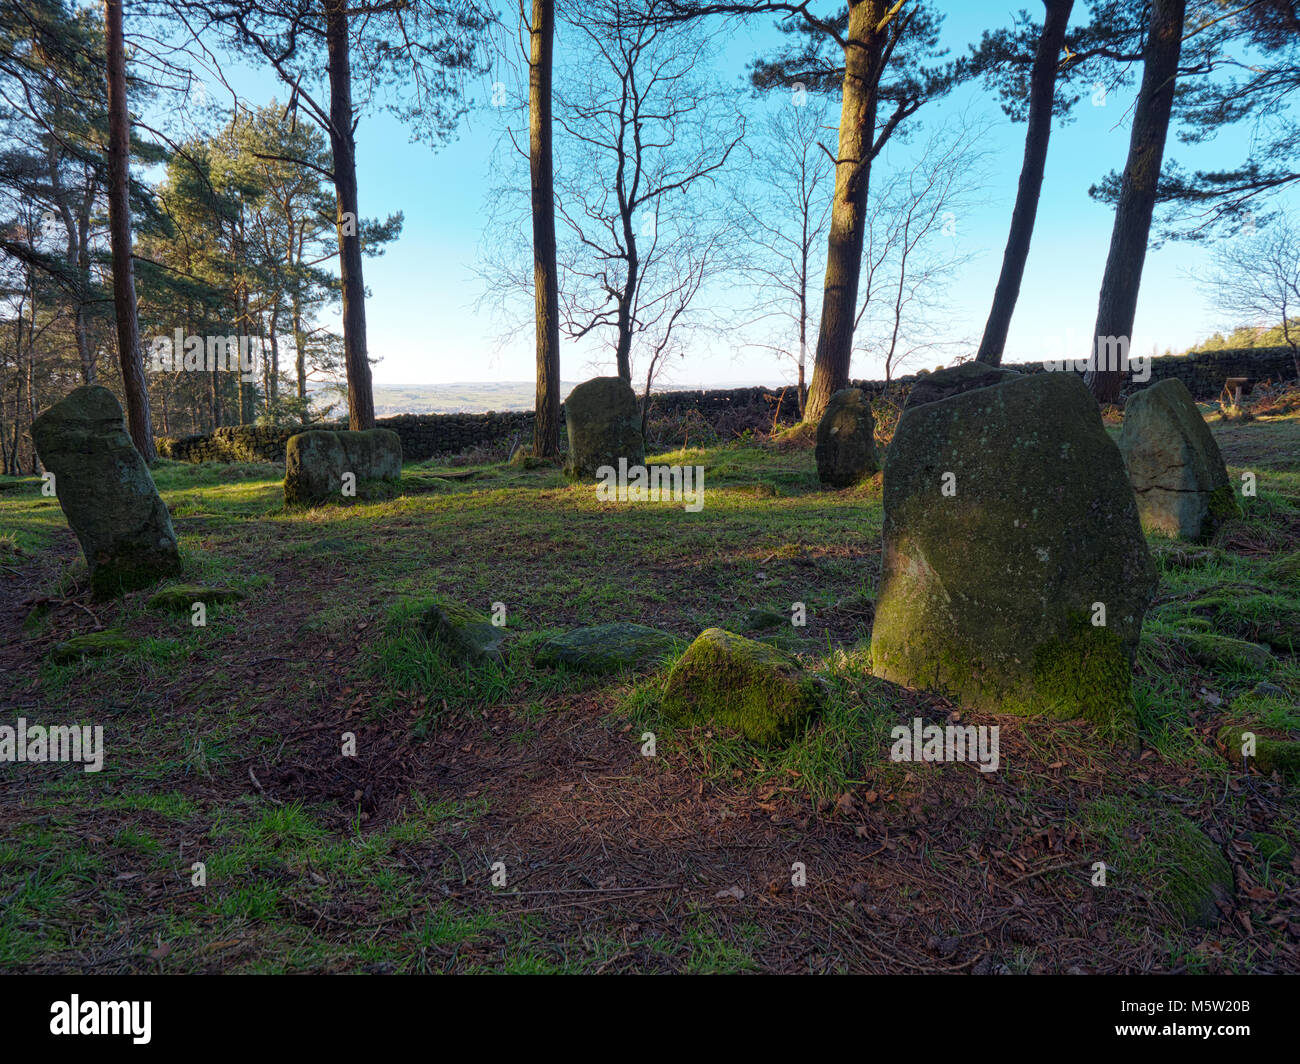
[737,97,834,418]
[1204,214,1300,383]
[855,115,989,383]
[480,0,744,423]
[555,0,744,390]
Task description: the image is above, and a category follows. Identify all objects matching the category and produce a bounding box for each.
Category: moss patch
[1171,630,1275,672]
[1250,832,1293,864]
[147,585,247,612]
[1083,797,1233,928]
[1185,590,1299,652]
[49,630,139,663]
[1024,616,1134,735]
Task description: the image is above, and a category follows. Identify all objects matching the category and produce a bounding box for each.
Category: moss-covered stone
[1172,630,1275,672]
[413,598,507,665]
[1185,591,1299,652]
[563,376,644,481]
[1120,378,1240,542]
[1083,798,1233,928]
[284,429,402,506]
[815,388,879,488]
[871,372,1155,732]
[738,606,786,632]
[535,623,683,673]
[1250,832,1293,863]
[31,385,181,599]
[146,584,246,612]
[49,629,137,663]
[1218,723,1300,783]
[660,627,821,748]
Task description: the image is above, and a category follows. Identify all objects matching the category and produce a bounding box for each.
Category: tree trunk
[78,179,96,384]
[269,305,281,406]
[325,0,375,430]
[803,0,887,424]
[104,0,155,459]
[292,291,307,401]
[797,231,809,418]
[976,0,1073,365]
[211,361,221,427]
[1086,0,1185,404]
[529,0,561,457]
[25,276,38,472]
[614,257,638,382]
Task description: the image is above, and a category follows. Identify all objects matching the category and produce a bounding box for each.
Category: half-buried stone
[284,429,402,506]
[815,387,879,488]
[1084,798,1233,928]
[661,628,821,748]
[737,606,787,633]
[535,623,683,674]
[32,385,181,599]
[49,630,138,663]
[871,371,1156,733]
[1119,378,1240,542]
[414,599,508,665]
[564,376,644,481]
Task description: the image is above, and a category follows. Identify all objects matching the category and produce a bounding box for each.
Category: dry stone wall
[156,347,1296,466]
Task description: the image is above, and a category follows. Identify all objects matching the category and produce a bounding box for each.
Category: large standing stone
[815,388,879,488]
[32,386,181,598]
[871,372,1156,731]
[1119,378,1240,542]
[564,376,644,481]
[904,362,1022,410]
[284,429,402,506]
[661,628,821,747]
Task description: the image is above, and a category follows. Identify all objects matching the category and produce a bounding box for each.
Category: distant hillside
[364,380,794,416]
[368,382,573,416]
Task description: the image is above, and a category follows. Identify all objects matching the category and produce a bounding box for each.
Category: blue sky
[177,2,1297,387]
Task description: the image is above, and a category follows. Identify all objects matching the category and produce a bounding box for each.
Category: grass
[1,412,1298,973]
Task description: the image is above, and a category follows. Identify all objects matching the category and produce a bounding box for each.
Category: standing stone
[284,429,402,506]
[1119,378,1240,542]
[564,376,644,481]
[32,386,181,598]
[871,372,1156,732]
[815,388,879,488]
